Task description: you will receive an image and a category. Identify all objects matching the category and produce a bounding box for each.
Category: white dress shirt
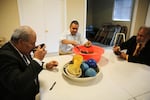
[59,30,88,53]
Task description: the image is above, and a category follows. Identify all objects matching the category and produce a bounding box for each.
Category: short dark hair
[70,20,79,27]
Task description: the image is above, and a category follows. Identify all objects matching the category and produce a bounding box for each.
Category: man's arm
[61,39,79,46]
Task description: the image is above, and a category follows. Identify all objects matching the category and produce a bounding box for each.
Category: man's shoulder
[130,35,136,39]
[0,48,15,56]
[62,30,70,34]
[0,42,18,57]
[128,36,136,41]
[146,40,150,46]
[61,31,71,37]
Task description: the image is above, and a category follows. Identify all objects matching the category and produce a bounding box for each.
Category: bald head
[136,26,150,44]
[10,26,37,55]
[138,26,150,35]
[11,26,36,43]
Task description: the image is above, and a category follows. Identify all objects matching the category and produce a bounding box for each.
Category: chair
[113,33,125,46]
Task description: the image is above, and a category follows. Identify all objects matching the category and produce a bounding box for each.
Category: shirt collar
[9,41,24,57]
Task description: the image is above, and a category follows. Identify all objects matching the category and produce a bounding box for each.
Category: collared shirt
[59,30,88,53]
[9,41,30,64]
[133,43,142,56]
[9,41,46,68]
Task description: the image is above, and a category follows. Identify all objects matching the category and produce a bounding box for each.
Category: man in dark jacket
[113,26,150,66]
[0,26,58,100]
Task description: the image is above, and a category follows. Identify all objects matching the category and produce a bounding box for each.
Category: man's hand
[33,45,47,61]
[119,52,128,60]
[84,41,92,47]
[46,61,58,70]
[113,46,121,55]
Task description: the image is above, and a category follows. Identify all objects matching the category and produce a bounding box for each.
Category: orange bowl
[73,45,104,62]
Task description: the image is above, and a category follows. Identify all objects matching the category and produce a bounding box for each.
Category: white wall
[17,0,65,54]
[66,0,87,37]
[17,0,87,54]
[145,3,150,26]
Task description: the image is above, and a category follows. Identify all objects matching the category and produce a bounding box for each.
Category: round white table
[38,49,150,100]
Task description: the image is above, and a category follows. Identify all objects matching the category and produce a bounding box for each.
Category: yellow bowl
[62,61,101,82]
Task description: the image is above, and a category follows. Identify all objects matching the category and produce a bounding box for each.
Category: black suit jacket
[119,36,150,66]
[0,42,43,100]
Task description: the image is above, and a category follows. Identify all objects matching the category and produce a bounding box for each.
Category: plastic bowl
[62,62,101,82]
[73,45,104,62]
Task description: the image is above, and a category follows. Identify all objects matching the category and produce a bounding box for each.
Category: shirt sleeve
[60,30,70,40]
[79,34,88,44]
[33,58,46,69]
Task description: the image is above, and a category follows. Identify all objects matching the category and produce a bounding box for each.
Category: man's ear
[18,39,25,46]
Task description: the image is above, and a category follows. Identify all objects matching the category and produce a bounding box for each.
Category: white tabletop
[38,49,150,100]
